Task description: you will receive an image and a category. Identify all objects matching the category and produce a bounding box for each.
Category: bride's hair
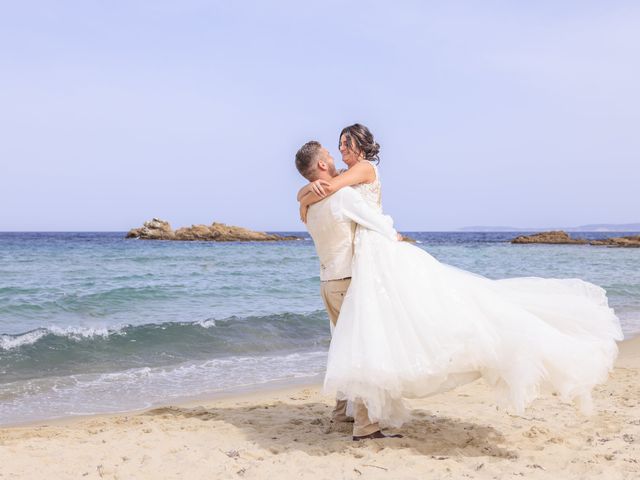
[339,123,380,164]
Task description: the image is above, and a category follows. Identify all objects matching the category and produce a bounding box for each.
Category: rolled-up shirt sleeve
[330,188,398,241]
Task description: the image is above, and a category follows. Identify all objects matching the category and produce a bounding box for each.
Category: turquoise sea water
[1,231,638,425]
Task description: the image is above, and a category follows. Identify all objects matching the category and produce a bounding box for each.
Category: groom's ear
[316,159,327,171]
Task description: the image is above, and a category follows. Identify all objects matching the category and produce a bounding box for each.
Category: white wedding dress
[323,164,624,428]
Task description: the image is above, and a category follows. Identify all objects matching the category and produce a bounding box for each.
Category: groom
[295,140,402,441]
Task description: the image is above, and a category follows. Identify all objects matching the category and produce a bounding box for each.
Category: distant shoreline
[459,223,640,233]
[2,229,640,234]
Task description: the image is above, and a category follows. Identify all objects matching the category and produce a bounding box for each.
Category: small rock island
[589,236,640,247]
[511,231,588,244]
[126,218,299,242]
[400,234,417,243]
[512,231,640,248]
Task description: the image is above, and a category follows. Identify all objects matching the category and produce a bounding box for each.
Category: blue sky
[1,1,638,231]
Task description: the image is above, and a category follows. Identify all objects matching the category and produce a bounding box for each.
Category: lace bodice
[352,162,383,213]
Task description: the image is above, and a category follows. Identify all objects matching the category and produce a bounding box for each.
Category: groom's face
[317,147,337,177]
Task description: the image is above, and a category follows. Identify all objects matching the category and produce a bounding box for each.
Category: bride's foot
[352,430,403,441]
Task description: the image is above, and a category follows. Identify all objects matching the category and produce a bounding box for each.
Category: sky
[1,1,638,231]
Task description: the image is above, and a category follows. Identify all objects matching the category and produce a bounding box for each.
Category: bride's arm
[296,183,315,201]
[299,161,376,213]
[299,191,322,222]
[321,161,376,196]
[298,162,376,222]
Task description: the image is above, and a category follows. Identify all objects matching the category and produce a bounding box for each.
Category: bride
[297,123,624,428]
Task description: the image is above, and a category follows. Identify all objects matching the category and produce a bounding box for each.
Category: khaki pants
[320,278,380,437]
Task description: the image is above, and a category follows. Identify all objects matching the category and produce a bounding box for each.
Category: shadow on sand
[145,401,518,460]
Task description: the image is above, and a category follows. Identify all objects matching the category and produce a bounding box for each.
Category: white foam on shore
[0,350,328,426]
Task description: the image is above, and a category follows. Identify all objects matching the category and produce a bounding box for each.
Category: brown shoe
[353,430,403,441]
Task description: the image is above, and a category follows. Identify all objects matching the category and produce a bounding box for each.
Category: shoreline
[3,335,639,430]
[1,337,638,479]
[0,373,324,430]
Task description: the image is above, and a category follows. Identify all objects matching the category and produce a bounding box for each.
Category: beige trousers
[320,278,380,437]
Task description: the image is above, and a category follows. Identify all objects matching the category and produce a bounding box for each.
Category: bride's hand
[310,179,331,197]
[300,203,309,223]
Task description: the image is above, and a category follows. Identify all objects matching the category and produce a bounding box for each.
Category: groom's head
[295,141,337,181]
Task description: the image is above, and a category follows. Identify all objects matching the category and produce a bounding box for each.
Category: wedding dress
[323,163,624,427]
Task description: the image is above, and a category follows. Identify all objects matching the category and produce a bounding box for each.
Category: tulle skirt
[323,229,624,427]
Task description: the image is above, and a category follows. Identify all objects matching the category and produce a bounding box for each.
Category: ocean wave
[0,329,49,350]
[0,285,186,317]
[0,325,123,350]
[0,280,315,318]
[196,318,217,328]
[0,310,327,352]
[0,286,42,296]
[55,285,183,308]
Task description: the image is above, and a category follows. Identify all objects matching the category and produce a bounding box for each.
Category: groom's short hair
[295,141,322,181]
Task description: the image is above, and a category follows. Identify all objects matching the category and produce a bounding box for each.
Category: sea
[1,231,639,426]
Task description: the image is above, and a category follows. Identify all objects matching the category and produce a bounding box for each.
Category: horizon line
[1,228,640,234]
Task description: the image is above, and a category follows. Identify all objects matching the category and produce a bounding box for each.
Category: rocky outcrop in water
[511,231,640,247]
[589,235,640,248]
[126,218,299,242]
[399,234,417,243]
[511,231,588,244]
[126,218,175,240]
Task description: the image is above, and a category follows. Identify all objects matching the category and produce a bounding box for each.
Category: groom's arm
[332,188,398,241]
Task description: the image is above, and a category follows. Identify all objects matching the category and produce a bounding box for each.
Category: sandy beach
[1,336,638,480]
